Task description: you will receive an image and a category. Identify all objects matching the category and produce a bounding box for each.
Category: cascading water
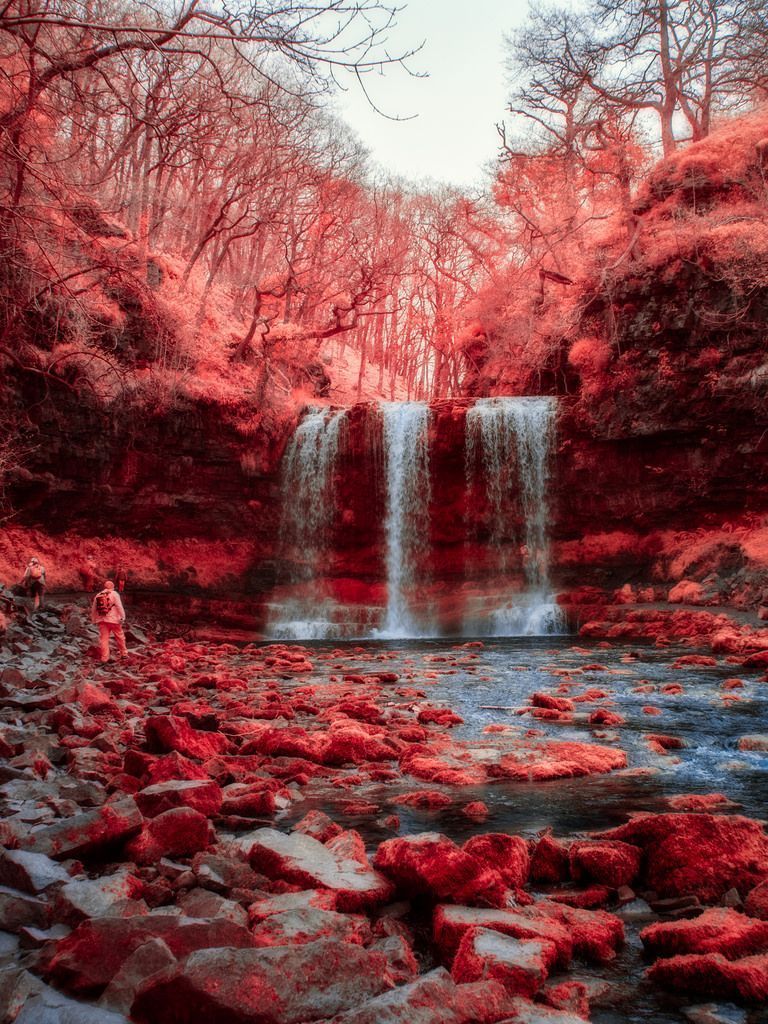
[269,406,346,638]
[379,401,431,637]
[465,397,564,635]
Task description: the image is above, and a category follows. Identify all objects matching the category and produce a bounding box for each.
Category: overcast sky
[332,0,531,189]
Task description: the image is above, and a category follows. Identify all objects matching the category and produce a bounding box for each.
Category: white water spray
[466,397,564,635]
[380,401,431,637]
[269,407,346,638]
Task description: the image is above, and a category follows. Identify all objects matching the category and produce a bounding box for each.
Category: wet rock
[682,1003,748,1024]
[41,915,254,994]
[462,834,530,888]
[0,850,71,894]
[531,694,574,713]
[135,779,223,818]
[243,828,394,911]
[389,790,453,810]
[451,927,558,997]
[539,979,591,1019]
[130,939,393,1024]
[568,840,642,887]
[736,735,768,752]
[124,807,214,865]
[23,798,142,860]
[98,938,177,1015]
[433,905,573,968]
[641,907,768,959]
[648,951,768,1002]
[221,781,290,817]
[599,813,768,902]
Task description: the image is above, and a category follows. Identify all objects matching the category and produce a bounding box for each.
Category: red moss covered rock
[433,905,573,967]
[641,907,768,959]
[451,926,558,997]
[145,715,231,760]
[131,939,393,1024]
[647,951,768,1002]
[374,833,506,907]
[568,840,642,888]
[135,779,223,818]
[745,880,768,920]
[462,834,530,888]
[244,827,393,911]
[42,915,254,994]
[124,807,214,864]
[599,813,768,902]
[530,833,570,884]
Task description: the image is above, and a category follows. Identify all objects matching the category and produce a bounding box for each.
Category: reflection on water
[249,636,767,1024]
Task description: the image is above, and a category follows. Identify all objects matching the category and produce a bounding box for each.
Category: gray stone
[98,939,176,1015]
[15,980,130,1024]
[0,851,71,895]
[0,887,49,932]
[24,799,142,859]
[54,870,146,924]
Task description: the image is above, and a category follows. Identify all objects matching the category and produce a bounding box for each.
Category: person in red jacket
[90,580,128,663]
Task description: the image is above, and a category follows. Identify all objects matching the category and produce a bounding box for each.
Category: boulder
[98,938,177,1015]
[131,939,393,1024]
[144,716,231,760]
[433,905,573,968]
[135,780,223,818]
[648,952,768,1002]
[568,840,642,888]
[745,880,768,920]
[599,814,768,902]
[243,828,393,911]
[529,833,570,884]
[641,908,768,959]
[24,798,142,859]
[326,968,510,1024]
[374,833,506,906]
[42,915,254,994]
[0,849,71,894]
[54,869,144,924]
[462,834,530,888]
[451,927,558,997]
[250,907,371,947]
[125,807,214,865]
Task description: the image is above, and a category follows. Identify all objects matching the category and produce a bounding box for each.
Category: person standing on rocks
[91,580,128,663]
[21,556,46,611]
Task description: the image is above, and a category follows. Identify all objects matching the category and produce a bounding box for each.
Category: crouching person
[91,580,127,663]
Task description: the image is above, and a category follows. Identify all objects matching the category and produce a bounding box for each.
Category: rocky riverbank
[1,595,767,1022]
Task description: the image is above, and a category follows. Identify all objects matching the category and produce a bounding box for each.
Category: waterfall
[269,406,346,638]
[466,397,564,635]
[380,401,431,637]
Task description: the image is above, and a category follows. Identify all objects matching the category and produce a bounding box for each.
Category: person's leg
[114,624,128,658]
[98,622,111,662]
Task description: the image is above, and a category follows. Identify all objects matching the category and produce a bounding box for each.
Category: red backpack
[95,591,112,616]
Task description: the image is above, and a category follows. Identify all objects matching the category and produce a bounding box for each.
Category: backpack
[95,591,112,616]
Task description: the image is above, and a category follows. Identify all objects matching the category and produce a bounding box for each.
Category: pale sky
[333,0,532,189]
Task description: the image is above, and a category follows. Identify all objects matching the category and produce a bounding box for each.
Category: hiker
[91,580,128,663]
[79,553,99,593]
[113,564,128,593]
[21,557,46,611]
